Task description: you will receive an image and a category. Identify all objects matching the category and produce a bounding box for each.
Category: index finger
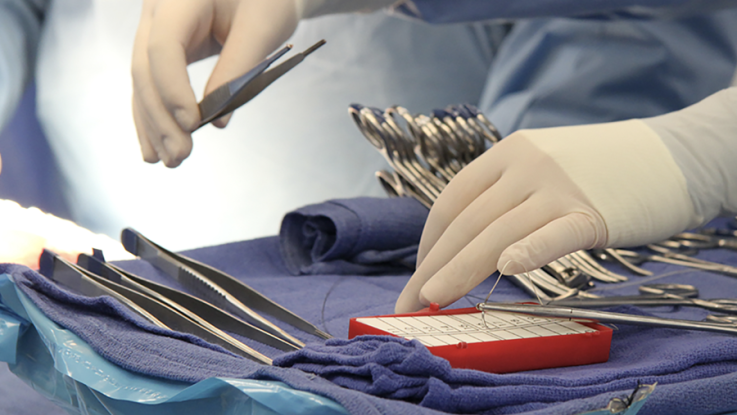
[147,0,211,131]
[416,140,512,266]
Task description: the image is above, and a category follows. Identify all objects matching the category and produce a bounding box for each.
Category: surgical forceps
[476,302,737,335]
[549,283,737,315]
[77,251,299,352]
[39,250,275,364]
[197,40,326,129]
[122,228,332,348]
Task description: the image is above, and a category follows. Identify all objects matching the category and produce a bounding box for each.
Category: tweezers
[121,228,332,348]
[476,302,737,335]
[197,39,326,129]
[38,250,273,364]
[77,251,299,352]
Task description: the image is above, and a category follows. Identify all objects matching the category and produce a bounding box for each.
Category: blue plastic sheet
[0,273,349,415]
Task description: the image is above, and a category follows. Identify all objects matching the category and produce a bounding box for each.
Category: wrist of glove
[395,119,696,313]
[644,87,737,225]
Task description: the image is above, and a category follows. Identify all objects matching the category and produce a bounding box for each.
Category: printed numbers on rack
[355,311,597,348]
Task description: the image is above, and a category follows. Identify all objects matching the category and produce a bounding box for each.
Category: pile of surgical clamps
[349,103,737,319]
[37,228,332,366]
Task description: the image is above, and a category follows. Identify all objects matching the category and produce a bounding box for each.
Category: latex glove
[395,119,697,313]
[131,0,299,167]
[130,0,401,167]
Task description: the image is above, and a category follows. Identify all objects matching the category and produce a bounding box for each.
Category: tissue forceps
[122,228,332,347]
[549,283,737,315]
[197,40,326,129]
[476,302,737,335]
[77,252,299,352]
[39,250,273,364]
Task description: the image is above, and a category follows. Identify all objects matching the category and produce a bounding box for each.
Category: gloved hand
[131,0,300,167]
[395,119,698,313]
[131,0,395,168]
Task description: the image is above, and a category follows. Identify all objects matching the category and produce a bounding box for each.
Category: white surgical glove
[131,0,395,167]
[395,118,698,313]
[644,87,737,226]
[132,0,300,167]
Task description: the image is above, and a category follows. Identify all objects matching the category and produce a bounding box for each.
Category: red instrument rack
[349,303,612,373]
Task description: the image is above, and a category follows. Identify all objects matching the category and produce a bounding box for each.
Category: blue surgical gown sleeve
[0,0,48,133]
[478,9,737,136]
[393,0,737,22]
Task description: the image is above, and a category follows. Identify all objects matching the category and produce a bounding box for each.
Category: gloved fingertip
[394,290,425,314]
[418,291,431,307]
[174,108,199,132]
[497,247,529,275]
[161,135,192,167]
[212,113,232,129]
[418,284,450,310]
[142,153,160,164]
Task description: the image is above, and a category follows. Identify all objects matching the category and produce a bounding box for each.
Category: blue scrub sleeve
[393,0,737,23]
[0,0,47,133]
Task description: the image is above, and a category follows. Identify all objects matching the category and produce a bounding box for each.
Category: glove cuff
[521,119,698,248]
[644,87,737,226]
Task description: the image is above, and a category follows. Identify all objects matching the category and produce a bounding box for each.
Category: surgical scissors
[476,302,737,335]
[610,248,737,277]
[549,283,737,315]
[504,269,600,302]
[591,248,653,276]
[350,105,443,204]
[670,232,737,251]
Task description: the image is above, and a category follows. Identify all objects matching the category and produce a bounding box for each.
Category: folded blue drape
[279,197,429,275]
[273,319,737,414]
